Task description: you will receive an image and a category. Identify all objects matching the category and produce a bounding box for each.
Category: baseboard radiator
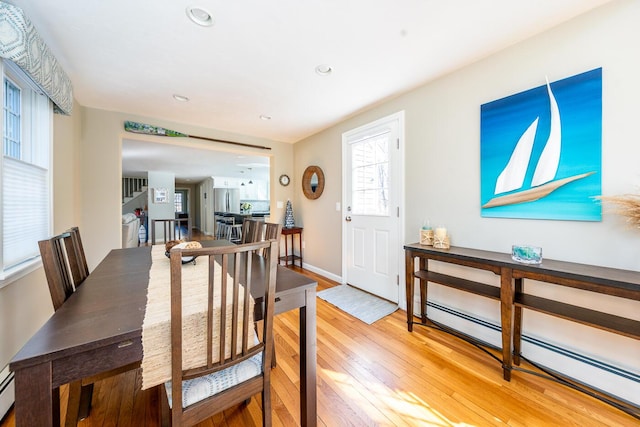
[424,301,640,416]
[0,365,14,421]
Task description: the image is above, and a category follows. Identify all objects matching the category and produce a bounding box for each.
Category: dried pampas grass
[599,193,640,228]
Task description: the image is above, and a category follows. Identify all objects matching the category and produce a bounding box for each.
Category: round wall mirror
[302,165,325,199]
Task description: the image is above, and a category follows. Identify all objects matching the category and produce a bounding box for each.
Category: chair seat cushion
[165,352,263,409]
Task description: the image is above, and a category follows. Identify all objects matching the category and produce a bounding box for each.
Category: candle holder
[433,234,450,249]
[420,229,434,245]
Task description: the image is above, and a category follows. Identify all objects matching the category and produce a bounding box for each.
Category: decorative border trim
[0,2,73,114]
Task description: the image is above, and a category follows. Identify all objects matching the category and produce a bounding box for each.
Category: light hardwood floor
[2,266,637,426]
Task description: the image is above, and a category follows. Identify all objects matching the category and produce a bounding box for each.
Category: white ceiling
[12,0,612,181]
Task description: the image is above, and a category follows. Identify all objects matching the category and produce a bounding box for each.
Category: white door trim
[341,111,406,308]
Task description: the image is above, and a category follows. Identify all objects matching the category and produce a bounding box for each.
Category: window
[1,60,52,285]
[4,78,21,158]
[174,191,183,213]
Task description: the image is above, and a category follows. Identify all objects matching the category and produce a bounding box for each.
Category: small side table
[280,226,303,267]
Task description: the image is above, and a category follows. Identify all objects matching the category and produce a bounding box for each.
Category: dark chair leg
[77,383,94,420]
[52,386,61,427]
[158,384,171,427]
[64,381,82,427]
[271,347,277,368]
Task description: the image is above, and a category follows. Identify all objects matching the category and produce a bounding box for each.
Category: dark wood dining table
[10,241,318,426]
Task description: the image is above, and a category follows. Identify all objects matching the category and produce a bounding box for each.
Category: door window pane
[351,132,390,216]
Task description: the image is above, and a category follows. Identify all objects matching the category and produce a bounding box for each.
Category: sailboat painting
[480,68,602,221]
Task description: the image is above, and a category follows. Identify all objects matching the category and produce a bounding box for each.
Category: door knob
[345,216,352,222]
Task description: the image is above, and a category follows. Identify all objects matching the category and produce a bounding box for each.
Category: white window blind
[2,157,48,269]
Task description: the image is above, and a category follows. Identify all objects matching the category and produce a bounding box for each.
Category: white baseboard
[301,262,342,284]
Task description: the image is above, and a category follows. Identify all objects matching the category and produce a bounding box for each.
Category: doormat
[317,285,397,325]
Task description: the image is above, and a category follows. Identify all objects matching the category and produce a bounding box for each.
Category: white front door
[343,112,403,303]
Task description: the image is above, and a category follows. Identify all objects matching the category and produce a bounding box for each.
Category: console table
[280,226,303,268]
[404,243,640,416]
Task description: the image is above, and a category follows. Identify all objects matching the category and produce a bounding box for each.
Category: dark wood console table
[404,243,640,416]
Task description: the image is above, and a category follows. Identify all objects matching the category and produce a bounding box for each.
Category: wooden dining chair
[39,228,138,426]
[160,239,278,426]
[39,229,77,311]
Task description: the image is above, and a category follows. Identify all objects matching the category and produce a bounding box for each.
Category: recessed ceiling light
[186,6,214,27]
[259,115,272,121]
[173,94,189,102]
[315,64,333,76]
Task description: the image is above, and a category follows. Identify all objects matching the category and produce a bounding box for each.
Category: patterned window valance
[0,2,73,115]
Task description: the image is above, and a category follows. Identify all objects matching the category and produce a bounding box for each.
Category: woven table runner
[141,245,254,390]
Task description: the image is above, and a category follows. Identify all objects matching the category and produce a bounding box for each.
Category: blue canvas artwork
[480,68,602,221]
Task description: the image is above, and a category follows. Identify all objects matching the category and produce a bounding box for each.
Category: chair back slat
[64,226,90,287]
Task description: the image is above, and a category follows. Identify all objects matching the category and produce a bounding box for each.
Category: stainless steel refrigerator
[213,188,240,214]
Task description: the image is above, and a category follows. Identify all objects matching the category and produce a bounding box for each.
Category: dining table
[9,240,318,426]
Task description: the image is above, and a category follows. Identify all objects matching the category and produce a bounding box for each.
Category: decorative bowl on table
[511,244,542,264]
[165,241,202,265]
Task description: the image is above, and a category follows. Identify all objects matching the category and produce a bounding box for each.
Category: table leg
[300,287,317,427]
[284,235,289,266]
[500,267,514,381]
[513,278,523,366]
[298,231,303,267]
[419,257,428,323]
[14,362,59,427]
[405,251,414,332]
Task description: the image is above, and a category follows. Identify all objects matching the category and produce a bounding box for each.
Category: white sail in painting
[531,78,561,187]
[494,117,538,194]
[482,77,594,209]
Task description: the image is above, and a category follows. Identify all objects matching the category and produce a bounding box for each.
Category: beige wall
[0,101,83,369]
[292,135,343,278]
[293,0,640,404]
